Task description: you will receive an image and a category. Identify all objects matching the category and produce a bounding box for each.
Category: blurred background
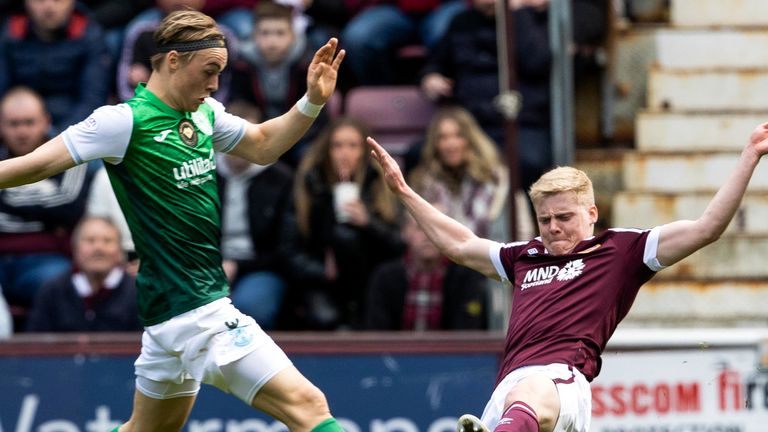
[1,0,767,430]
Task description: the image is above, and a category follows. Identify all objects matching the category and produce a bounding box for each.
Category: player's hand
[306,38,345,105]
[367,136,408,195]
[748,121,768,158]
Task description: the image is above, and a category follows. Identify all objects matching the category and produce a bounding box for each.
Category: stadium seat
[344,85,436,158]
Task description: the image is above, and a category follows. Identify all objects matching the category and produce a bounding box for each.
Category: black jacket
[217,162,295,277]
[420,7,551,134]
[365,260,489,330]
[27,271,141,332]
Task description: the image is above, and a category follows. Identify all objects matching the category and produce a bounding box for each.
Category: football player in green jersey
[0,9,346,432]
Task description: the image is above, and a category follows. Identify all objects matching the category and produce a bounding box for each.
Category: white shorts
[134,298,292,404]
[480,363,591,432]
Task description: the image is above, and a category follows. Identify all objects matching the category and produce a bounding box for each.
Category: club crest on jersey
[178,119,198,147]
[520,259,586,290]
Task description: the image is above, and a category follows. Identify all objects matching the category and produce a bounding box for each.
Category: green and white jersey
[62,84,246,326]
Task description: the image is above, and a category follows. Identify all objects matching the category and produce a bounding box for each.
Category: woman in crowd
[290,117,404,329]
[409,106,533,242]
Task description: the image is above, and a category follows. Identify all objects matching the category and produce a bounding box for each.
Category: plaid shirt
[401,253,448,331]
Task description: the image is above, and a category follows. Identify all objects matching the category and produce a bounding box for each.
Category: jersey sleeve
[61,104,133,165]
[610,227,666,272]
[207,97,246,153]
[642,226,666,271]
[489,240,529,284]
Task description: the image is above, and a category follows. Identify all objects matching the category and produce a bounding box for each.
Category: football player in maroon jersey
[367,121,768,432]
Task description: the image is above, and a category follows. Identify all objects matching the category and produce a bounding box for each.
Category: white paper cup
[333,182,360,222]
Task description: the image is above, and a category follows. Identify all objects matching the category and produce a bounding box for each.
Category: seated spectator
[420,0,549,147]
[409,106,534,241]
[79,0,154,68]
[340,0,466,85]
[230,0,323,166]
[419,0,555,202]
[290,117,404,329]
[420,0,605,194]
[219,154,295,329]
[201,0,259,43]
[26,216,141,332]
[0,87,102,307]
[216,100,295,329]
[203,0,318,46]
[0,0,111,135]
[86,167,136,274]
[116,0,238,102]
[366,211,488,330]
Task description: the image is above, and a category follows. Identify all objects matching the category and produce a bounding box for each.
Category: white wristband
[296,94,324,118]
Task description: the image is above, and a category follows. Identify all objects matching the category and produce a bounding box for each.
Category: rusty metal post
[495,0,522,240]
[549,0,575,166]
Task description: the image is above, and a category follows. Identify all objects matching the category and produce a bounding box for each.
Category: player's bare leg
[114,390,197,432]
[500,374,560,432]
[251,365,343,432]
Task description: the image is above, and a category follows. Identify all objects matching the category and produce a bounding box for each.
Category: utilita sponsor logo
[173,149,216,189]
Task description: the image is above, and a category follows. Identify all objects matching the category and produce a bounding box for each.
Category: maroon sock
[492,401,538,432]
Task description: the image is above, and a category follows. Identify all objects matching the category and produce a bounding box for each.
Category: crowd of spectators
[0,0,606,333]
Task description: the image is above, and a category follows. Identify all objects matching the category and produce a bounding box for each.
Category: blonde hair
[412,106,503,193]
[294,117,398,236]
[528,166,595,207]
[150,10,225,70]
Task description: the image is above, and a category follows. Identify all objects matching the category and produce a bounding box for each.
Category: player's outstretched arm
[0,136,76,189]
[368,137,499,279]
[230,38,345,165]
[657,122,768,266]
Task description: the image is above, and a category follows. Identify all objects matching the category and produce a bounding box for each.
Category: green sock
[109,427,120,432]
[311,418,344,432]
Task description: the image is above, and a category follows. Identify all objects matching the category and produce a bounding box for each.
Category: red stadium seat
[344,86,436,157]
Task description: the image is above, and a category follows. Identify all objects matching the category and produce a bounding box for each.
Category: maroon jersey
[490,228,663,383]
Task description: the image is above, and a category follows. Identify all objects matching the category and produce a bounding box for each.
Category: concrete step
[610,28,658,142]
[656,29,768,69]
[636,111,766,152]
[671,0,768,27]
[622,152,768,192]
[653,234,768,279]
[612,191,768,234]
[575,150,628,232]
[623,279,768,327]
[648,68,768,111]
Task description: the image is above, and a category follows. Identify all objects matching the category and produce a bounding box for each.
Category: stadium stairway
[606,0,768,327]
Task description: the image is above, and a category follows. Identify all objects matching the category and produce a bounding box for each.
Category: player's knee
[298,384,330,415]
[284,383,331,428]
[505,375,560,430]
